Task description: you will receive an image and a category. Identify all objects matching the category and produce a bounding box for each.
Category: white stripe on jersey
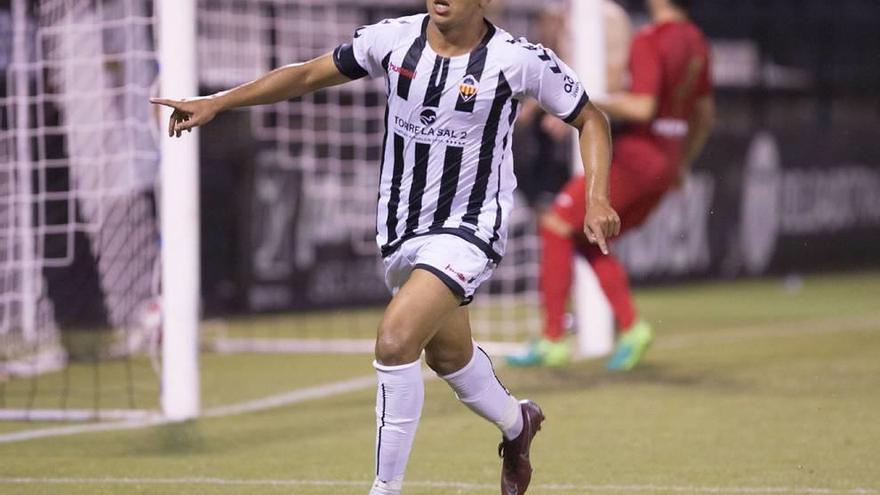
[333,14,589,262]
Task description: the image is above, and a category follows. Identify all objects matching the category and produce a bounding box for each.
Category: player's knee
[375,321,421,366]
[425,348,470,376]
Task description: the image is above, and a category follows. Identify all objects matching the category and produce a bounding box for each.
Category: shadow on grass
[503,362,752,397]
[128,420,208,455]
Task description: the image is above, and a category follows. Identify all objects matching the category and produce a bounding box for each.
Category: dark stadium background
[4,0,877,321]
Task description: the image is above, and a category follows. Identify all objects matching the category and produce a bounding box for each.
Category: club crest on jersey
[458,75,479,102]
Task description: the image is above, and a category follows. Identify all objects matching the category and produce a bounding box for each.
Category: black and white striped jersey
[333,14,589,262]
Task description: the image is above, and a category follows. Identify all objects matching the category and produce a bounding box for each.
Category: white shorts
[383,234,497,305]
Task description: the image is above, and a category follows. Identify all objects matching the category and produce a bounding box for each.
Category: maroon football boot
[498,400,545,495]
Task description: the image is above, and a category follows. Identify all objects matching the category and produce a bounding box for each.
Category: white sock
[371,360,424,495]
[370,478,403,495]
[440,342,523,440]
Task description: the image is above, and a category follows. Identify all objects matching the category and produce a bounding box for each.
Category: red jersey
[617,20,712,174]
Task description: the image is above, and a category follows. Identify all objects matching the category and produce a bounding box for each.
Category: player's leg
[509,163,658,368]
[573,187,664,327]
[507,178,585,367]
[590,190,664,370]
[426,307,545,495]
[371,269,462,495]
[506,177,586,366]
[425,307,523,439]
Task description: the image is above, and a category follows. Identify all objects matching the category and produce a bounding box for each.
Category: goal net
[1,0,161,420]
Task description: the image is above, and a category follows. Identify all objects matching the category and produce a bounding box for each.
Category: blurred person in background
[508,0,715,370]
[513,1,631,213]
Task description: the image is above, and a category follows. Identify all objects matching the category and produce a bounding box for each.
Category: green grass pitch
[0,272,878,494]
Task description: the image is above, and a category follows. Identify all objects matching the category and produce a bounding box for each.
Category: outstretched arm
[593,92,657,123]
[151,53,350,137]
[567,101,621,254]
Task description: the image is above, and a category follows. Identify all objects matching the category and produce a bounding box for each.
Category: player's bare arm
[151,53,350,137]
[568,101,620,254]
[677,95,715,185]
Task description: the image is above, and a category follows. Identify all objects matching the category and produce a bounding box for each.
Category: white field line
[0,314,876,445]
[0,371,438,444]
[0,415,168,444]
[0,477,876,494]
[0,408,156,422]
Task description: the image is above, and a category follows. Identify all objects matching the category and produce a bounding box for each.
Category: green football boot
[606,320,654,371]
[505,338,571,368]
[541,339,572,367]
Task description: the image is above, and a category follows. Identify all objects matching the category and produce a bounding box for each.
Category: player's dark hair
[670,0,692,12]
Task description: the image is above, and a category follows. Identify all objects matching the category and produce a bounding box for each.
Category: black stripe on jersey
[563,92,590,123]
[404,142,431,235]
[490,99,519,246]
[455,22,496,113]
[462,71,512,229]
[375,103,391,236]
[430,146,464,229]
[376,52,394,236]
[396,16,429,100]
[423,56,451,108]
[385,134,406,243]
[381,52,392,94]
[332,44,368,80]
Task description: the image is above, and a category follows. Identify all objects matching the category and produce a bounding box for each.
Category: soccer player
[507,0,715,369]
[151,1,619,494]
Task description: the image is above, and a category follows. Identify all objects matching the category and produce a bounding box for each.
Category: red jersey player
[508,0,715,369]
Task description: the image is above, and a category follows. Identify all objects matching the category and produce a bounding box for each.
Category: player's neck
[652,8,687,24]
[426,17,489,58]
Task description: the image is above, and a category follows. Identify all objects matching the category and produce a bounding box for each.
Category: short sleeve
[521,44,590,124]
[333,21,394,80]
[629,35,662,96]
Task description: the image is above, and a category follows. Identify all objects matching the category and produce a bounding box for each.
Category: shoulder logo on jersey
[419,109,437,126]
[458,75,479,103]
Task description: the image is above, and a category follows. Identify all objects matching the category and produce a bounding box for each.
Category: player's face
[426,0,490,30]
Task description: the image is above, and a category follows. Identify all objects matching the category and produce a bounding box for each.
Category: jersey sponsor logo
[420,109,437,126]
[390,62,417,80]
[393,115,467,145]
[458,75,479,102]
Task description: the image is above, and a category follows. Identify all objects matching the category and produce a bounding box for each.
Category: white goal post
[570,0,615,358]
[157,0,201,421]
